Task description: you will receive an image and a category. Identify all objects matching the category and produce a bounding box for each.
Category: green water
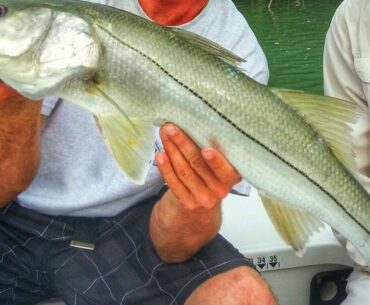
[233,0,342,94]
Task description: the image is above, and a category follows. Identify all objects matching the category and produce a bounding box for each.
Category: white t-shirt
[17,0,269,217]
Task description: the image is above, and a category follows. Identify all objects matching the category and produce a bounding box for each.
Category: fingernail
[165,124,177,137]
[202,149,213,161]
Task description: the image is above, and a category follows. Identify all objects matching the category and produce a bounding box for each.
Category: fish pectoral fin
[94,108,155,185]
[85,78,156,184]
[272,88,360,173]
[259,192,324,256]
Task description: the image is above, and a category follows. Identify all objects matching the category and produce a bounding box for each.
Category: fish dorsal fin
[273,89,360,173]
[168,27,246,72]
[259,192,324,256]
[86,82,155,185]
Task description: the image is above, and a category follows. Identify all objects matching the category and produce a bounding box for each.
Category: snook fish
[0,0,369,265]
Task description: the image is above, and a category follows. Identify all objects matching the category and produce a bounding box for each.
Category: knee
[186,266,277,305]
[225,266,276,305]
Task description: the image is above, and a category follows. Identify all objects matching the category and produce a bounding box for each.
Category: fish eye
[0,5,8,17]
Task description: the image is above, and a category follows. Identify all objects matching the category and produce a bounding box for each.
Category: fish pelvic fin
[272,88,360,174]
[259,192,324,257]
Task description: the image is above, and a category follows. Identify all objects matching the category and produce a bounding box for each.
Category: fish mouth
[0,7,52,58]
[0,7,53,90]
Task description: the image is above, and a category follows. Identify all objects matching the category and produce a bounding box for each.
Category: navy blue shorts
[0,196,253,305]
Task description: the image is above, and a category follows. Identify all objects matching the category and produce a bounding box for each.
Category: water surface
[233,0,342,94]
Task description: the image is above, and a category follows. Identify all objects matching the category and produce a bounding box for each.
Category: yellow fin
[85,81,155,184]
[272,89,360,173]
[60,78,155,184]
[84,78,156,184]
[259,192,324,256]
[94,110,155,185]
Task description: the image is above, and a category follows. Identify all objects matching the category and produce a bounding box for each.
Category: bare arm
[150,123,241,263]
[0,82,43,207]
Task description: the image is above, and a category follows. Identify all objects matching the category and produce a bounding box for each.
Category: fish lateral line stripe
[96,24,368,233]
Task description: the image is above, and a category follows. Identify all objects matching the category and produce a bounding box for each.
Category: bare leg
[185,266,277,305]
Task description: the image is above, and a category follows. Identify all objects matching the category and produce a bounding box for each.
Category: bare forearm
[149,191,222,263]
[0,86,42,206]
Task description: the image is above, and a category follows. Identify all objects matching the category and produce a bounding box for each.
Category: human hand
[156,123,242,210]
[150,123,241,262]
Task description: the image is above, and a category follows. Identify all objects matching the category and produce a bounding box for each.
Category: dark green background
[233,0,342,94]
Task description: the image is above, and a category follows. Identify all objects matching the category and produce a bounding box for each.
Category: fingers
[201,148,242,187]
[162,125,221,192]
[156,123,242,208]
[156,151,198,207]
[157,124,221,208]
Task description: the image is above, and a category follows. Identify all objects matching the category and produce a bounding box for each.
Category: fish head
[0,3,52,97]
[0,1,100,100]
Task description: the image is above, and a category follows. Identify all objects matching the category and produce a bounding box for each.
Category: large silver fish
[0,0,369,265]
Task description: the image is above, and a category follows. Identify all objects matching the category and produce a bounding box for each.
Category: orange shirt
[138,0,208,26]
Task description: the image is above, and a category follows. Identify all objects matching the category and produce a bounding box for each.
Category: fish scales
[0,0,369,265]
[87,3,370,231]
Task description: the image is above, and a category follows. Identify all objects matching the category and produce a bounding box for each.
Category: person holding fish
[0,0,276,305]
[324,0,370,303]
